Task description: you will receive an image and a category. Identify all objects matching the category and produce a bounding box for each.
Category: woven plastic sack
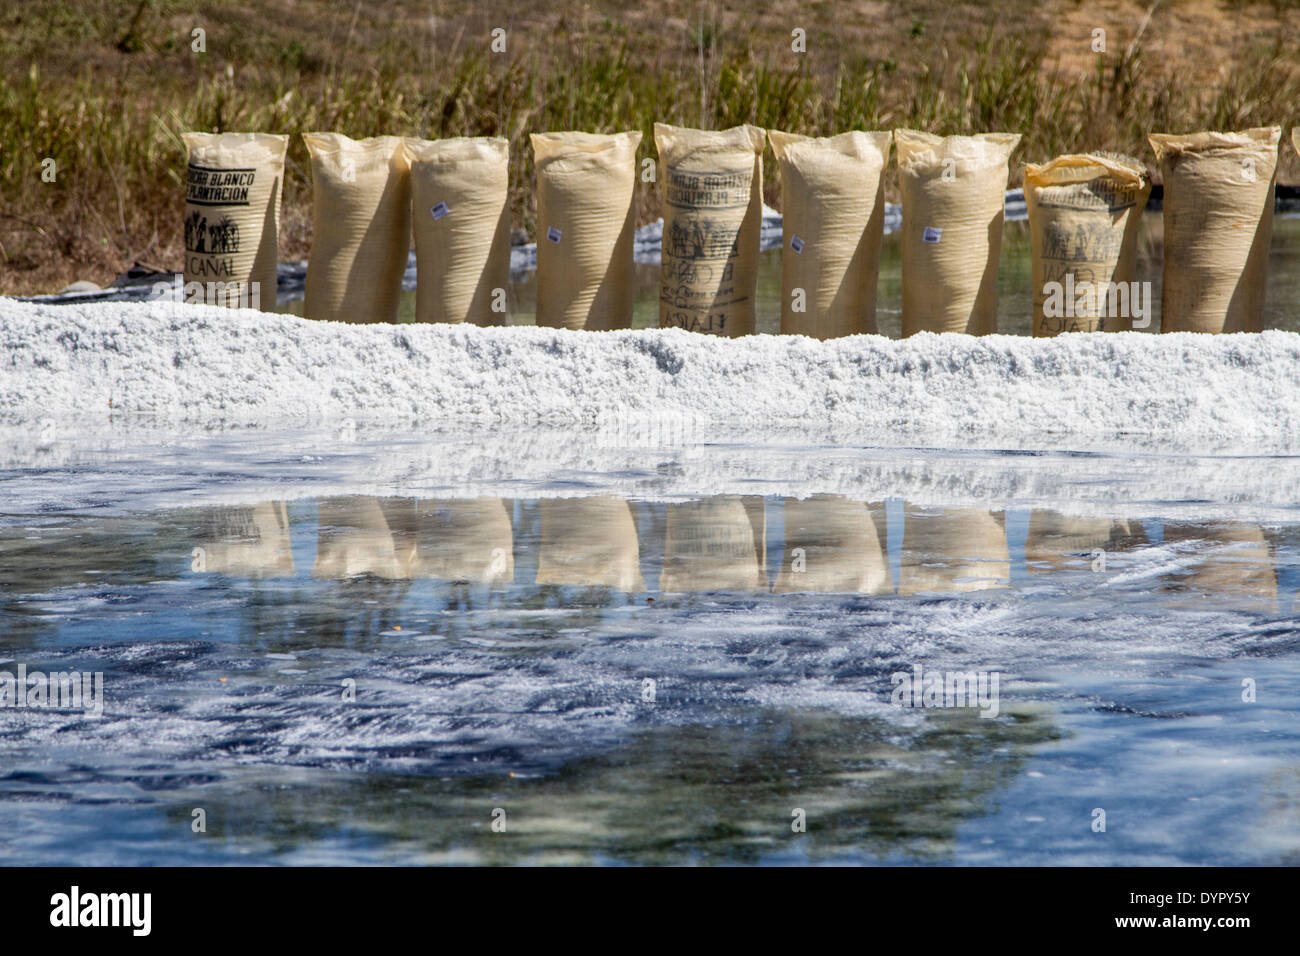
[313,496,416,579]
[900,507,1009,594]
[304,133,411,323]
[195,502,294,576]
[536,497,644,591]
[656,123,765,336]
[660,497,765,593]
[182,132,287,309]
[768,130,892,338]
[405,137,511,325]
[410,497,514,584]
[894,130,1021,335]
[773,495,891,593]
[1148,127,1280,332]
[1024,154,1151,335]
[531,131,641,330]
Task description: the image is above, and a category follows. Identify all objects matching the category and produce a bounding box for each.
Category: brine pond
[1,430,1297,865]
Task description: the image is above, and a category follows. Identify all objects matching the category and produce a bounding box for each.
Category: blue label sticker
[431,201,450,220]
[790,235,805,254]
[546,226,562,244]
[922,226,942,244]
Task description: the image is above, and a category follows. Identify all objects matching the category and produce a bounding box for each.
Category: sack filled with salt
[1024,153,1151,335]
[768,130,892,338]
[1149,126,1280,332]
[894,130,1021,336]
[182,132,288,309]
[304,133,411,323]
[405,137,511,325]
[531,131,641,330]
[656,123,765,336]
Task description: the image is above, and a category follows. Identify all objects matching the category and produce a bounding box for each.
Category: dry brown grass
[2,0,1297,295]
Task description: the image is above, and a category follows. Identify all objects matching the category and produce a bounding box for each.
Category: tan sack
[405,137,511,326]
[182,132,287,309]
[531,131,641,330]
[304,133,411,323]
[656,123,765,336]
[1024,154,1152,336]
[1148,127,1280,332]
[768,130,892,338]
[894,130,1021,335]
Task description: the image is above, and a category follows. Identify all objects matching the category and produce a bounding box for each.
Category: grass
[1,0,1298,295]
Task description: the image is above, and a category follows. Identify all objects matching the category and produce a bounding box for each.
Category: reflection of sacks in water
[1149,127,1281,333]
[303,133,411,324]
[655,123,765,336]
[1162,522,1276,607]
[412,497,514,585]
[774,495,891,594]
[532,131,641,330]
[405,137,511,326]
[768,130,892,339]
[1024,154,1151,336]
[182,132,288,308]
[894,130,1021,336]
[536,497,643,591]
[900,506,1009,594]
[1025,512,1147,573]
[313,497,417,580]
[660,496,765,593]
[196,502,294,576]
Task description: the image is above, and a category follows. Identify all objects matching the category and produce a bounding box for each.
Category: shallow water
[284,214,1300,335]
[1,431,1297,864]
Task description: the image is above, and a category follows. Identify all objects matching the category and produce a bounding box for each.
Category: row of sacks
[188,497,1280,607]
[182,124,1297,335]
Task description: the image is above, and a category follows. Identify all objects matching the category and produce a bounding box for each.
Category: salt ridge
[1,297,1299,454]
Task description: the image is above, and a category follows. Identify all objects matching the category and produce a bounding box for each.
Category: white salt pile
[1,297,1298,454]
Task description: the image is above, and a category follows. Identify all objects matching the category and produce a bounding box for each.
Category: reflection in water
[900,506,1010,595]
[1256,766,1300,865]
[660,496,766,593]
[2,496,1286,613]
[536,497,643,591]
[0,515,189,647]
[1162,521,1277,609]
[161,707,1058,864]
[3,482,1297,866]
[774,495,892,594]
[195,502,295,577]
[1025,512,1147,573]
[313,496,416,579]
[413,497,513,585]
